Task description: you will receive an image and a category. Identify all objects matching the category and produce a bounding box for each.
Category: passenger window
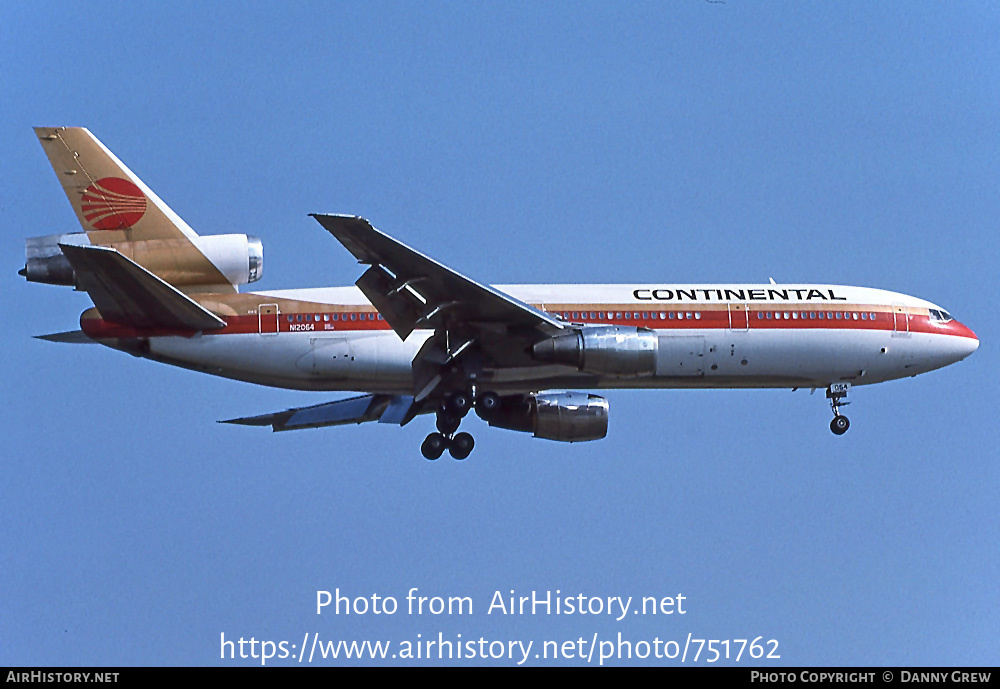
[694,312,701,320]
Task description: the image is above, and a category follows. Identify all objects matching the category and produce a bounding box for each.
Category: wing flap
[59,243,226,331]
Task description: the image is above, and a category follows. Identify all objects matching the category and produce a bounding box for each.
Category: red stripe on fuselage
[78,304,978,342]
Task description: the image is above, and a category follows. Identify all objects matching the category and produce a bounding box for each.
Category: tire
[447,392,471,417]
[449,432,475,460]
[436,414,460,435]
[830,416,850,435]
[476,391,501,419]
[421,432,447,460]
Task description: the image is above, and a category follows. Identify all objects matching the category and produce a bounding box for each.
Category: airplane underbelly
[294,333,416,388]
[655,335,706,376]
[146,331,421,390]
[649,329,900,387]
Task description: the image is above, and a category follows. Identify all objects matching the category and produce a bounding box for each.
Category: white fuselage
[115,283,977,393]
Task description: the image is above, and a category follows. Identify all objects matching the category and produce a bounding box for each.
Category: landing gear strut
[826,383,851,435]
[420,390,496,460]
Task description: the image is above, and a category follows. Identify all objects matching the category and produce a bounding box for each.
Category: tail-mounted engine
[485,391,609,442]
[22,233,263,289]
[531,325,657,376]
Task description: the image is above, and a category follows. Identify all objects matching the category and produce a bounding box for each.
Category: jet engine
[22,233,263,288]
[531,325,657,376]
[486,391,609,442]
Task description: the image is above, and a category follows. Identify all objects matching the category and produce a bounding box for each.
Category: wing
[311,214,567,399]
[311,214,565,339]
[219,394,422,432]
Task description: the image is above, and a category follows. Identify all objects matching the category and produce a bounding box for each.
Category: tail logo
[81,177,147,230]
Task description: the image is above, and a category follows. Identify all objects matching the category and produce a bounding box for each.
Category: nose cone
[940,320,979,364]
[956,322,979,360]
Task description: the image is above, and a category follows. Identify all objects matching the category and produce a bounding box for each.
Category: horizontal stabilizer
[59,243,226,331]
[220,394,420,432]
[34,330,94,344]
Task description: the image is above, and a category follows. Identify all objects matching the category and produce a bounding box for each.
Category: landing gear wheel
[449,432,475,460]
[447,392,472,417]
[421,432,447,460]
[475,391,501,419]
[830,415,850,435]
[826,384,851,436]
[436,414,461,435]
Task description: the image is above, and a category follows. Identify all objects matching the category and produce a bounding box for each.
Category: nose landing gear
[827,383,851,435]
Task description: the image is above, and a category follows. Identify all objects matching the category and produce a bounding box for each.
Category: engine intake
[532,325,657,376]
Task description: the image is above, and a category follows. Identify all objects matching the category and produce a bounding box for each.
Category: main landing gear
[827,383,851,435]
[420,390,500,461]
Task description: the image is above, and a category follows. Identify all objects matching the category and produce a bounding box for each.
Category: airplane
[23,127,979,460]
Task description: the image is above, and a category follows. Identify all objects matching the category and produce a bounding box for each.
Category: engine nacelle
[531,325,658,376]
[22,232,263,288]
[487,391,609,442]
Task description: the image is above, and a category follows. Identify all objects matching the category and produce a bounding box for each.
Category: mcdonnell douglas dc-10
[23,127,979,460]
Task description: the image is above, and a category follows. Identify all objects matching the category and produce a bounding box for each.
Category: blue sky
[3,1,998,666]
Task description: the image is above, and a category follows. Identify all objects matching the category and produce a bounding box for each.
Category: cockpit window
[928,309,953,323]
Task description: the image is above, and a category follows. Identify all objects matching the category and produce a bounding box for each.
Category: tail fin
[27,128,263,293]
[35,127,198,242]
